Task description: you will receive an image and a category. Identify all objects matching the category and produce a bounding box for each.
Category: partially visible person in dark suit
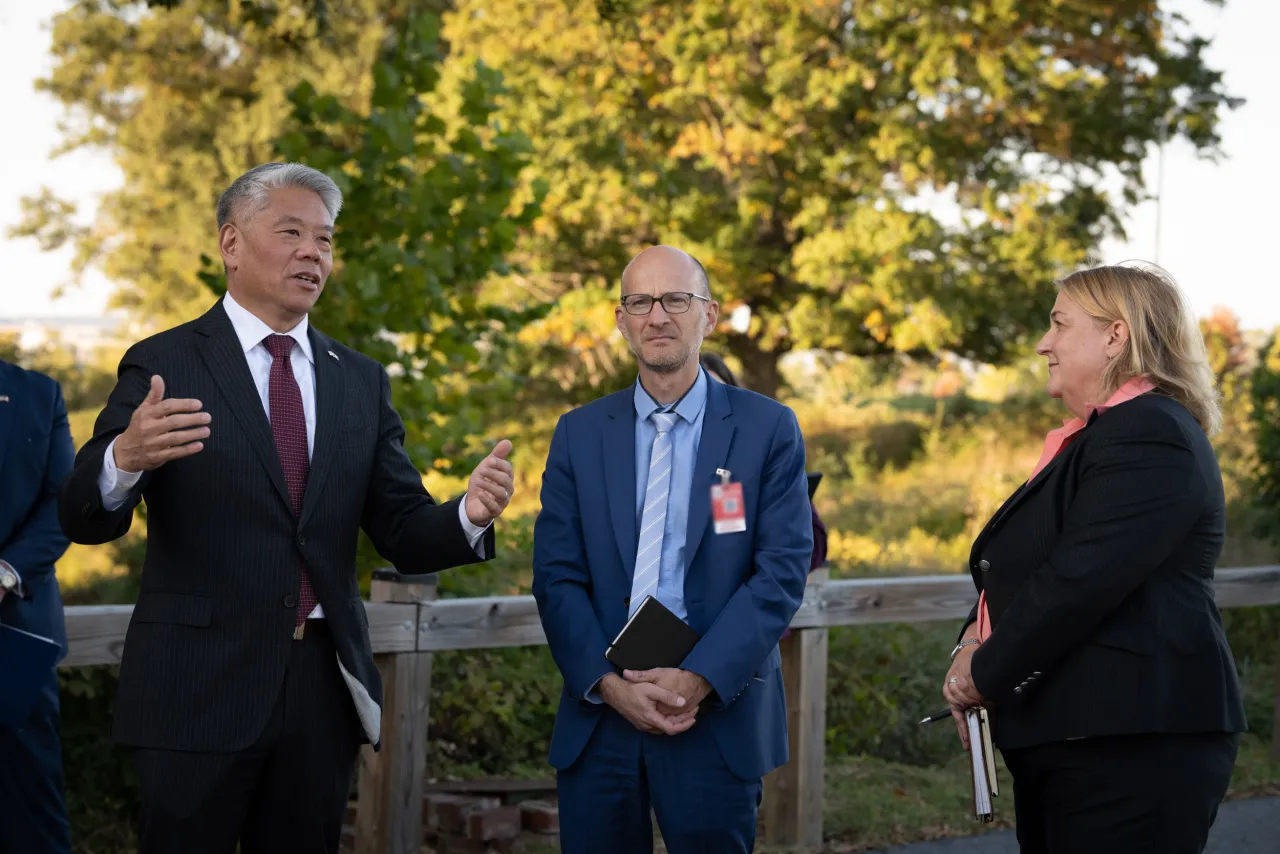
[0,359,75,854]
[58,162,516,854]
[942,265,1246,854]
[699,351,827,571]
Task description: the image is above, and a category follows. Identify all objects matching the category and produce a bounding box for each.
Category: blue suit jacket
[533,376,813,780]
[0,361,73,657]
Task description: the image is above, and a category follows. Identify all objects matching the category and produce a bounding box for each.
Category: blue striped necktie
[629,408,675,615]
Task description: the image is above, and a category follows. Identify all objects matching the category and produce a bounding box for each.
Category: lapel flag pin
[327,350,339,362]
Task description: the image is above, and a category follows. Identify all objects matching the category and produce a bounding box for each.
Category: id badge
[711,468,746,534]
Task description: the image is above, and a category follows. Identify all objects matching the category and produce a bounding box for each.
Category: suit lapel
[299,328,343,528]
[684,379,734,571]
[969,443,1073,563]
[193,301,293,514]
[603,391,638,580]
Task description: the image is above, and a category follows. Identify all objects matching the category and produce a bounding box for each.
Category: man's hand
[624,668,713,717]
[943,643,986,750]
[113,376,210,473]
[464,439,515,527]
[599,673,698,736]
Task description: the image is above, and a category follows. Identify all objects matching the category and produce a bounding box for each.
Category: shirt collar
[634,367,709,425]
[223,291,314,364]
[1057,376,1157,431]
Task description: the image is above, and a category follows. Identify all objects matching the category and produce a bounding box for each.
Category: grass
[478,734,1280,854]
[812,733,1280,852]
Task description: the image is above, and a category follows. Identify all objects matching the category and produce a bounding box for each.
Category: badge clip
[715,468,732,485]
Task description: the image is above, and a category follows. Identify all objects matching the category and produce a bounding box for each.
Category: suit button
[623,597,630,607]
[297,535,306,547]
[284,594,297,608]
[978,559,990,572]
[1014,686,1024,695]
[1032,671,1042,677]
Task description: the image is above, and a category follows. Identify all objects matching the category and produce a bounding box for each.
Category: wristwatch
[0,564,18,594]
[950,639,981,661]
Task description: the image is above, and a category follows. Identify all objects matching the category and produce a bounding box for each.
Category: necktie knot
[265,334,295,360]
[651,410,675,434]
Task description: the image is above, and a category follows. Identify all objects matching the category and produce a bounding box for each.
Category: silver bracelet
[950,639,981,661]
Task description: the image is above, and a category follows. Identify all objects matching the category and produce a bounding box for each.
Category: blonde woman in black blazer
[942,265,1246,854]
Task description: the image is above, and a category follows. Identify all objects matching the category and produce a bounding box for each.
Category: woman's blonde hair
[1056,264,1221,435]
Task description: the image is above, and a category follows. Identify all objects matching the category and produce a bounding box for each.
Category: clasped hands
[600,668,712,736]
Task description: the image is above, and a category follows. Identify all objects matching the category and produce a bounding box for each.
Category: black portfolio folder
[605,596,701,672]
[0,623,61,726]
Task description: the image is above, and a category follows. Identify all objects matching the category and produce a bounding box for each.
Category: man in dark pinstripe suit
[58,163,516,854]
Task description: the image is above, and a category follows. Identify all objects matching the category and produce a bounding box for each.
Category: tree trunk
[724,334,784,399]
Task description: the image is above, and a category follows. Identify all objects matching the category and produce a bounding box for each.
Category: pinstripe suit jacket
[58,299,492,752]
[965,393,1246,750]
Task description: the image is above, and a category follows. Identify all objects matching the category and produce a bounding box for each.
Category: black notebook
[605,596,701,672]
[0,623,61,726]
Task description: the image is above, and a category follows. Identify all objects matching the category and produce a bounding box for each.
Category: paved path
[868,796,1280,853]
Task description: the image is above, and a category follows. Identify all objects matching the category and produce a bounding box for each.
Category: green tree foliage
[441,0,1234,396]
[1251,330,1280,545]
[16,0,392,328]
[254,12,541,472]
[17,1,541,471]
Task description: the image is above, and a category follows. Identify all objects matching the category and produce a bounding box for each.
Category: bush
[59,667,138,853]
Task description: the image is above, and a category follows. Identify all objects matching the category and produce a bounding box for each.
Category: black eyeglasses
[620,292,710,316]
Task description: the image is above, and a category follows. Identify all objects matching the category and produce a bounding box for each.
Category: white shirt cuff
[458,495,492,554]
[99,437,144,512]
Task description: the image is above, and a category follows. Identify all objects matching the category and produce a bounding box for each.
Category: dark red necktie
[265,334,317,628]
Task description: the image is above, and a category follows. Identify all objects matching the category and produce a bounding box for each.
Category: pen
[919,708,955,724]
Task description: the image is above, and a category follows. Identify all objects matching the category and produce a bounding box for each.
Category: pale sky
[2,0,1277,329]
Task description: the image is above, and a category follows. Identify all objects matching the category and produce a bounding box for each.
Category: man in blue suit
[0,358,75,853]
[533,246,813,852]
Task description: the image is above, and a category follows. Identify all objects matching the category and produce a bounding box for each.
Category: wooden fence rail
[57,565,1280,852]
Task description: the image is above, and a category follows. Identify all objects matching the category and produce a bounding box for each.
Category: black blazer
[966,393,1246,750]
[58,300,493,752]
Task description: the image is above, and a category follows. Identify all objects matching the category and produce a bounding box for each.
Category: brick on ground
[467,805,522,842]
[519,800,559,835]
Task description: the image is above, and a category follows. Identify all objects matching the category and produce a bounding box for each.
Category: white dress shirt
[99,291,490,618]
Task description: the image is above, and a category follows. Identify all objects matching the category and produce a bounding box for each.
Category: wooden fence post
[1272,639,1280,762]
[764,568,829,850]
[355,572,437,854]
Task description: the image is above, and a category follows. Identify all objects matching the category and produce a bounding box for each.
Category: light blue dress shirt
[633,369,708,622]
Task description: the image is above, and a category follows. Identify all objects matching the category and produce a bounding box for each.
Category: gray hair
[216,162,343,229]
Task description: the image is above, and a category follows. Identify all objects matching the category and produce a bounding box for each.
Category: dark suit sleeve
[1,378,73,590]
[58,345,155,544]
[970,415,1205,705]
[681,407,812,708]
[360,367,491,572]
[531,415,615,701]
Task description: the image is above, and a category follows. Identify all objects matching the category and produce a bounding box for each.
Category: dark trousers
[0,667,71,854]
[133,622,363,854]
[1001,731,1239,854]
[556,708,763,854]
